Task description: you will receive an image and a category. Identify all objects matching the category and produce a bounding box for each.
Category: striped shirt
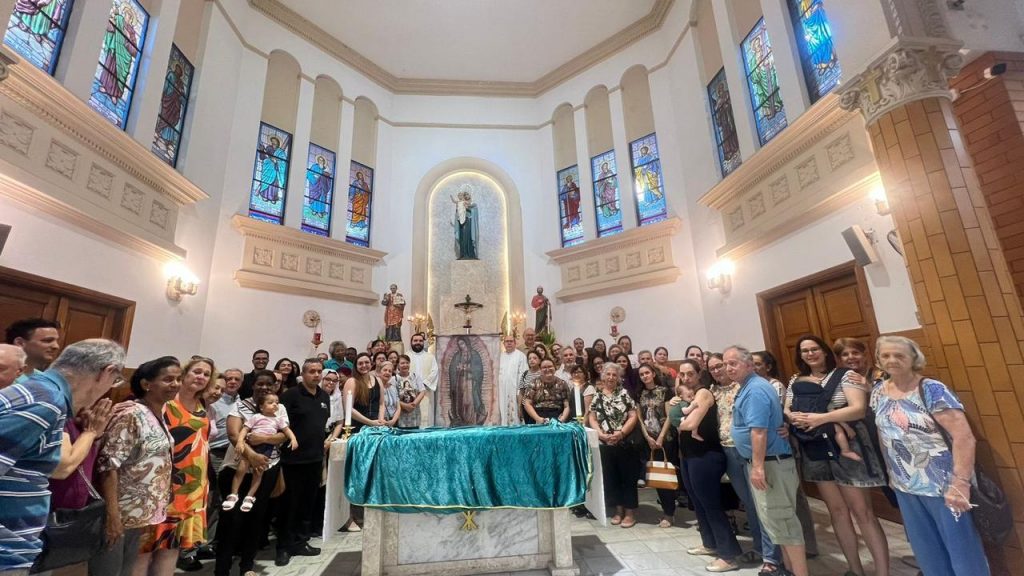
[0,370,71,570]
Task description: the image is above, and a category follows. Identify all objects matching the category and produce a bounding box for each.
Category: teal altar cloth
[345,422,591,513]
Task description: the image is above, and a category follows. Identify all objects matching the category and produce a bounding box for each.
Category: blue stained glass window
[591,150,622,238]
[629,133,668,227]
[249,122,292,224]
[87,0,148,129]
[741,18,787,145]
[302,143,335,236]
[151,44,194,167]
[557,164,584,247]
[3,0,75,74]
[789,0,841,103]
[346,161,373,247]
[708,68,742,177]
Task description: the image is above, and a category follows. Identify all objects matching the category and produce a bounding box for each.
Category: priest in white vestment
[498,333,528,425]
[407,332,437,427]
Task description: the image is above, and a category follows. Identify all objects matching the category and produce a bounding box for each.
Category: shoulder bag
[645,448,679,490]
[30,468,106,573]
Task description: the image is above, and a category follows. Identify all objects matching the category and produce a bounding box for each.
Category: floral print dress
[590,387,637,435]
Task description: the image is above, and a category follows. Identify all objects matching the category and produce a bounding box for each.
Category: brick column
[842,42,1024,574]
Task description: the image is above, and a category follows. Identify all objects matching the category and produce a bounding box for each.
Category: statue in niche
[451,188,478,260]
[381,283,405,343]
[532,286,551,336]
[449,336,486,425]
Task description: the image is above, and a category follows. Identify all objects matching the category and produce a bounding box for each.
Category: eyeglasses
[800,347,822,355]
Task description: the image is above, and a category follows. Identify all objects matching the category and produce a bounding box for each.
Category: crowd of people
[0,319,991,576]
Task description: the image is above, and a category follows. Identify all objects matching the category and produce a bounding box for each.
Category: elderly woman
[587,363,640,528]
[524,358,570,423]
[786,335,889,576]
[637,364,677,527]
[870,336,988,576]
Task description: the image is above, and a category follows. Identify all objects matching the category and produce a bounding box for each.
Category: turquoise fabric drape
[345,422,591,513]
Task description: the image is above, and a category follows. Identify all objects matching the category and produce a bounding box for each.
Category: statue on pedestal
[451,188,478,260]
[532,286,551,335]
[381,284,405,343]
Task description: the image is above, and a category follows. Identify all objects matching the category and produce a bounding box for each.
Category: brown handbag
[645,448,678,490]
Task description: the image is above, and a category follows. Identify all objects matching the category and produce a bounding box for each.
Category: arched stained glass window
[3,0,75,74]
[88,0,148,129]
[249,122,291,224]
[346,161,373,247]
[302,143,335,236]
[151,44,194,167]
[708,68,742,177]
[741,18,787,145]
[789,0,841,103]
[629,133,667,227]
[557,164,584,247]
[591,150,622,238]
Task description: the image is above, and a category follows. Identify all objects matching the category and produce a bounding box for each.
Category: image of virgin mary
[448,337,486,426]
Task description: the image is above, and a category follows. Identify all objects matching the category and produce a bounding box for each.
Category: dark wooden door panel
[0,285,60,331]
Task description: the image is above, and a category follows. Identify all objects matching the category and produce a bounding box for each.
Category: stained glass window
[557,165,584,247]
[708,68,742,177]
[741,18,787,145]
[151,44,194,167]
[591,151,622,238]
[87,0,148,129]
[302,143,335,236]
[789,0,841,103]
[3,0,74,74]
[629,133,668,227]
[248,122,292,224]
[346,161,373,247]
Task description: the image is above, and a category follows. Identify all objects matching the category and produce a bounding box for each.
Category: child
[790,375,861,461]
[222,393,298,512]
[678,386,704,442]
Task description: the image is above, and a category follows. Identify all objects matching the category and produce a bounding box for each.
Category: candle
[574,384,582,417]
[344,390,353,427]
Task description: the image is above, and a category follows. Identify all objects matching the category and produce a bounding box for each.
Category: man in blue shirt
[725,345,808,576]
[0,339,124,574]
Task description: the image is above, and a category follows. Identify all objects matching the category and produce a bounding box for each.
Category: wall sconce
[706,259,734,295]
[164,261,199,301]
[871,185,891,216]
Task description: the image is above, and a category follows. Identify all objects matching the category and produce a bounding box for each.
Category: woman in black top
[676,360,741,572]
[336,353,384,533]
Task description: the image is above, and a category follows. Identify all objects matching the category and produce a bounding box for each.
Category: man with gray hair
[0,338,125,574]
[724,345,808,576]
[0,344,26,389]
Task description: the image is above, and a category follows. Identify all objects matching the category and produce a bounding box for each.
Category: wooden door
[0,266,135,349]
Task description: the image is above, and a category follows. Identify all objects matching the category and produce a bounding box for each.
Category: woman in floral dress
[587,362,640,528]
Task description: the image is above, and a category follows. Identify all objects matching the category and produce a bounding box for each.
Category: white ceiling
[281,0,659,83]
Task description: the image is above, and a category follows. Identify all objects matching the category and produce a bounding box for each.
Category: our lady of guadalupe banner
[435,334,501,427]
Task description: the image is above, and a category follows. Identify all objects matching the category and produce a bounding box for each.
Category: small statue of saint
[451,188,478,260]
[381,284,405,342]
[532,286,551,335]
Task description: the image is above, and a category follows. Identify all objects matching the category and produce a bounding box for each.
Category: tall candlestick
[344,390,353,427]
[574,384,582,418]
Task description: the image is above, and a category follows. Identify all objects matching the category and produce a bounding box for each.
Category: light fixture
[871,184,891,216]
[164,261,199,301]
[706,259,734,295]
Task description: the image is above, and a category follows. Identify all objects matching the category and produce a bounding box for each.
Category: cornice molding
[246,0,675,98]
[546,217,682,263]
[232,215,386,264]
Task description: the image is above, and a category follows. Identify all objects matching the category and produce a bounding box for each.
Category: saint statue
[532,286,551,335]
[381,284,405,343]
[451,188,478,260]
[449,337,486,425]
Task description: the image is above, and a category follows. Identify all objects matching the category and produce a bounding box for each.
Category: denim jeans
[681,451,742,561]
[722,446,781,565]
[895,490,989,576]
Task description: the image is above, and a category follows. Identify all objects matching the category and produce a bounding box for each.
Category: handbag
[30,468,106,573]
[645,448,679,490]
[917,379,1012,545]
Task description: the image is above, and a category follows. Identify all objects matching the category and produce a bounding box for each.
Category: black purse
[917,379,1012,545]
[30,468,107,573]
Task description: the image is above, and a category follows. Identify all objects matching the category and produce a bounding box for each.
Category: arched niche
[310,75,343,150]
[621,65,655,142]
[584,85,614,155]
[411,158,525,335]
[261,50,301,132]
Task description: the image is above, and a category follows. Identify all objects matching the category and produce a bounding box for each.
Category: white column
[283,75,315,229]
[331,98,355,241]
[57,0,115,104]
[760,0,810,118]
[710,0,760,156]
[572,106,595,242]
[127,0,181,145]
[608,88,638,230]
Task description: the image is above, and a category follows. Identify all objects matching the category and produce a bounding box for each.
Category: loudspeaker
[842,225,879,266]
[0,223,9,256]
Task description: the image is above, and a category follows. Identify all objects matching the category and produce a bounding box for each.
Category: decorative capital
[839,39,963,126]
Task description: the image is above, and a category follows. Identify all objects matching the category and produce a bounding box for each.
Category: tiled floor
[187,490,922,576]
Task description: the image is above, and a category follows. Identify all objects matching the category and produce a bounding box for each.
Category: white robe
[498,349,528,425]
[408,348,438,427]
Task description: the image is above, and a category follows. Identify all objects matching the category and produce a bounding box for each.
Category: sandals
[240,496,257,512]
[619,517,636,529]
[609,515,622,525]
[221,494,239,511]
[658,517,672,528]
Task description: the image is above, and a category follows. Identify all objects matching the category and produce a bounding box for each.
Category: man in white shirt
[555,347,576,383]
[407,332,437,427]
[498,333,528,424]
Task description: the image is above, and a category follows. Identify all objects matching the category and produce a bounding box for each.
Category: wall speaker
[842,225,879,266]
[0,223,9,256]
